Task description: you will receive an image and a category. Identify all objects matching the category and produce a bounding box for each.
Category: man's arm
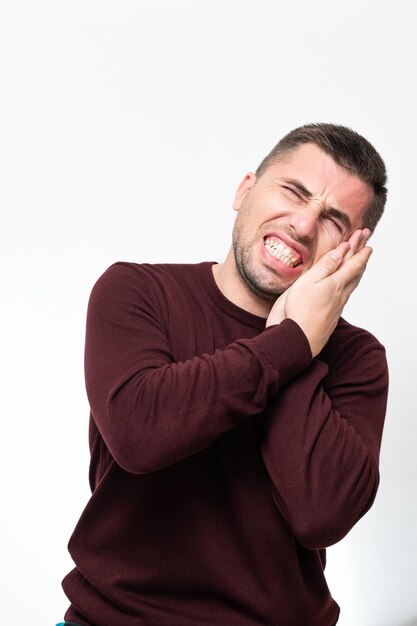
[84,263,313,475]
[261,229,387,549]
[261,339,388,550]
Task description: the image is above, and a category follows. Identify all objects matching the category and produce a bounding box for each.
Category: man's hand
[266,229,373,357]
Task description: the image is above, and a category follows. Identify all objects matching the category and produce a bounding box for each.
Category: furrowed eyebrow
[280,178,352,231]
[324,207,352,231]
[281,178,312,198]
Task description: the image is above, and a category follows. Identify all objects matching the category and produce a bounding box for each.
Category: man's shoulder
[101,260,212,281]
[95,260,211,289]
[319,316,387,381]
[90,261,215,309]
[335,316,385,352]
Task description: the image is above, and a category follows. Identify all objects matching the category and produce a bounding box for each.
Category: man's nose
[289,207,319,240]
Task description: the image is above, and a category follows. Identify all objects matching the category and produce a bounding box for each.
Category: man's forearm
[261,340,388,550]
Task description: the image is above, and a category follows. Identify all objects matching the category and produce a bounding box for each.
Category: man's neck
[212,248,273,318]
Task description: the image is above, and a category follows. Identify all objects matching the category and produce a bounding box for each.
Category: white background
[1,1,416,625]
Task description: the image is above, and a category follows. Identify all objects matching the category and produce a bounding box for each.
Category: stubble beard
[232,221,288,302]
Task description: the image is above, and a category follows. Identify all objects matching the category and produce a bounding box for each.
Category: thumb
[309,242,350,281]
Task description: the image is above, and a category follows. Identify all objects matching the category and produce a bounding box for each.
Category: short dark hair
[255,123,387,232]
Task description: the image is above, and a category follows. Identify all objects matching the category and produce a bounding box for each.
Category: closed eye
[324,215,343,232]
[282,185,302,199]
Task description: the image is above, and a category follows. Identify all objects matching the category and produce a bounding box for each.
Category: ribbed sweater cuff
[252,318,313,385]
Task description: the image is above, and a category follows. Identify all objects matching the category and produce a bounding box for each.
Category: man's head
[255,123,387,232]
[231,123,387,301]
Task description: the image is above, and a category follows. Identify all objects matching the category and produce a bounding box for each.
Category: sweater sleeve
[261,342,389,550]
[84,263,312,474]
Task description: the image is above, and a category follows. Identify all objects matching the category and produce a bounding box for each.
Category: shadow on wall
[401,619,417,626]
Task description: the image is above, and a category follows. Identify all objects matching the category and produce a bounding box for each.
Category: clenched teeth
[264,238,301,267]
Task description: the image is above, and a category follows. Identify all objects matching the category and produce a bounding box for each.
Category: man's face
[232,143,373,300]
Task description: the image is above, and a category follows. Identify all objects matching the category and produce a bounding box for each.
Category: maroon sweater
[62,261,388,626]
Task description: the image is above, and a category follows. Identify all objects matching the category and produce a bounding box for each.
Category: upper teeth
[264,238,299,267]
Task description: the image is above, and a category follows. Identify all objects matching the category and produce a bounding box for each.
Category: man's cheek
[313,231,343,263]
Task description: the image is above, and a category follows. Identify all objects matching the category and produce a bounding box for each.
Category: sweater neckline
[198,262,267,331]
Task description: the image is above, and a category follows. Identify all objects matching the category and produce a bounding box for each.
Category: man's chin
[237,266,290,301]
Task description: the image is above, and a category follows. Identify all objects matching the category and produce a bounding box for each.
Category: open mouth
[264,236,302,268]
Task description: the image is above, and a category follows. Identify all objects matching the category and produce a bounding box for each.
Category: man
[59,123,389,626]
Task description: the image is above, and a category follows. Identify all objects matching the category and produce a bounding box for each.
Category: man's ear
[233,172,257,212]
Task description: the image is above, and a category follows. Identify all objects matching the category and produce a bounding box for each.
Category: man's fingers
[335,245,373,285]
[308,242,350,281]
[311,237,372,286]
[344,230,364,259]
[342,228,371,262]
